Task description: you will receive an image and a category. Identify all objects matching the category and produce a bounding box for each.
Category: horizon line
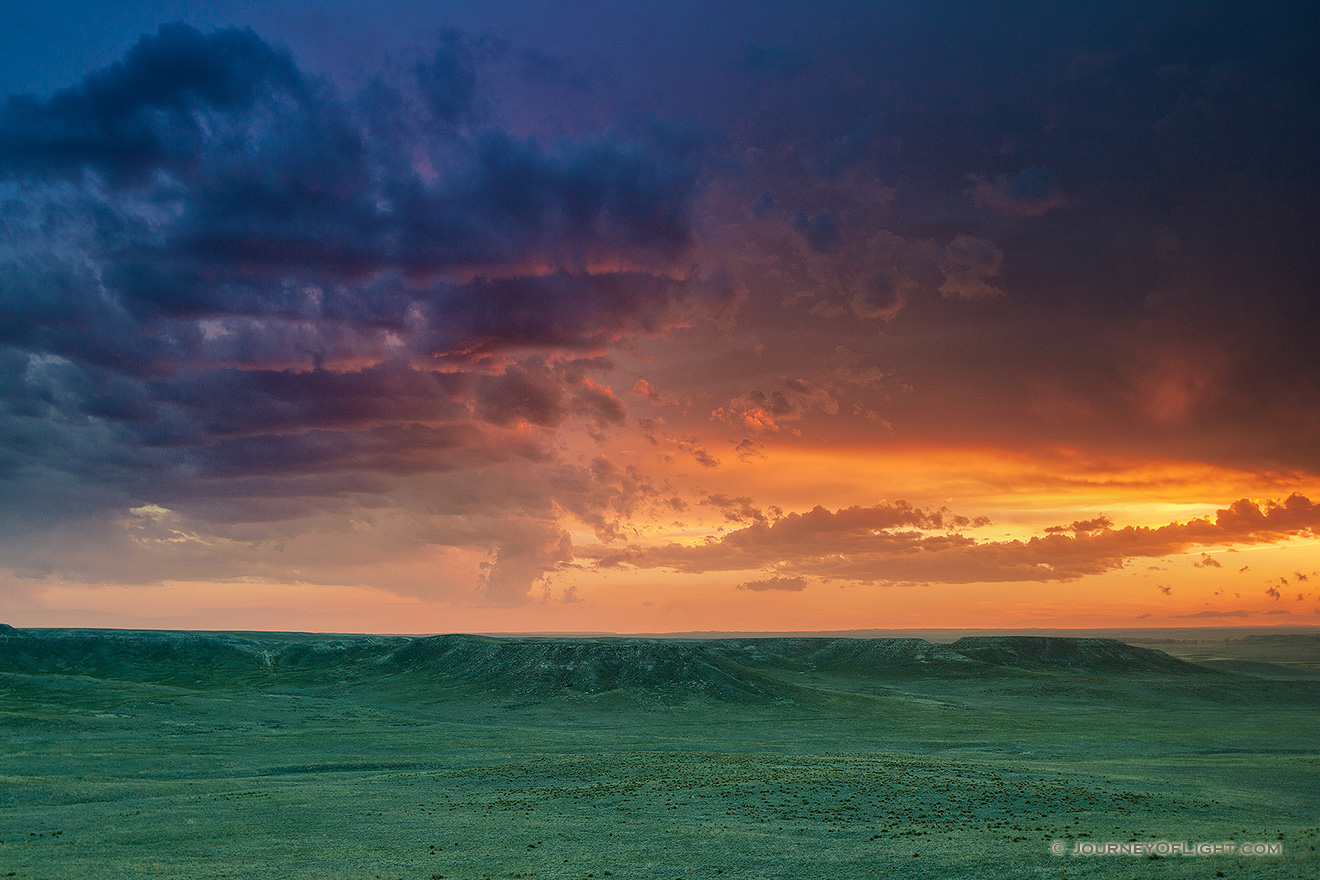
[4,623,1317,639]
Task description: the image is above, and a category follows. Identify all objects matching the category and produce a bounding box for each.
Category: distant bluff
[0,628,269,684]
[947,636,1201,674]
[715,637,982,670]
[375,636,796,700]
[0,629,1212,697]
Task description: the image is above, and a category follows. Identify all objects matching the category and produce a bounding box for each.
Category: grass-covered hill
[0,628,1214,703]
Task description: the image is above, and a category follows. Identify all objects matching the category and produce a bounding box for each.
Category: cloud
[0,24,721,605]
[1174,610,1253,619]
[702,494,765,525]
[850,271,915,321]
[0,23,306,182]
[632,420,725,470]
[2,26,702,285]
[0,25,711,369]
[713,378,838,433]
[732,439,765,462]
[1044,516,1113,535]
[737,576,808,592]
[537,456,667,545]
[690,447,720,468]
[420,273,733,361]
[0,445,697,603]
[594,495,1320,586]
[667,437,719,469]
[968,166,1065,218]
[478,519,573,605]
[630,378,683,407]
[1193,552,1222,568]
[202,422,544,478]
[775,229,929,325]
[415,30,478,124]
[791,210,841,253]
[938,235,1003,301]
[750,189,778,217]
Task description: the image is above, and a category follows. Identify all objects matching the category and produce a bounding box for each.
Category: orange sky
[6,431,1318,632]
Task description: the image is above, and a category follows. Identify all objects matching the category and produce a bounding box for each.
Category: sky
[2,1,1320,633]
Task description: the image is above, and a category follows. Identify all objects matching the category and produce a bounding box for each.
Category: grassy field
[1,628,1317,878]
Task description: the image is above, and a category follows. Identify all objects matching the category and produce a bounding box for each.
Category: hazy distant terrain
[1,626,1317,878]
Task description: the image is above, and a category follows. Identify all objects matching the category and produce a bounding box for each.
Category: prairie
[1,627,1317,878]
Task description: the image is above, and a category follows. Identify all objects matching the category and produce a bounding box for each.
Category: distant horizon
[6,622,1317,641]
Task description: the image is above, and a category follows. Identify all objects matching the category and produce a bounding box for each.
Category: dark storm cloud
[415,31,478,125]
[420,272,730,359]
[0,23,705,395]
[202,423,535,478]
[0,23,713,601]
[0,24,700,280]
[0,23,306,181]
[158,364,466,436]
[703,0,1320,469]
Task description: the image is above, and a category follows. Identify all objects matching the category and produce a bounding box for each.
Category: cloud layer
[597,496,1320,587]
[0,24,721,601]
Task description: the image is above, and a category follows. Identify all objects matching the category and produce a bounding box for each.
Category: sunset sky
[2,1,1319,633]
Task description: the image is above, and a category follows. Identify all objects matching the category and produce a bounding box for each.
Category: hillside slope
[0,628,1213,704]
